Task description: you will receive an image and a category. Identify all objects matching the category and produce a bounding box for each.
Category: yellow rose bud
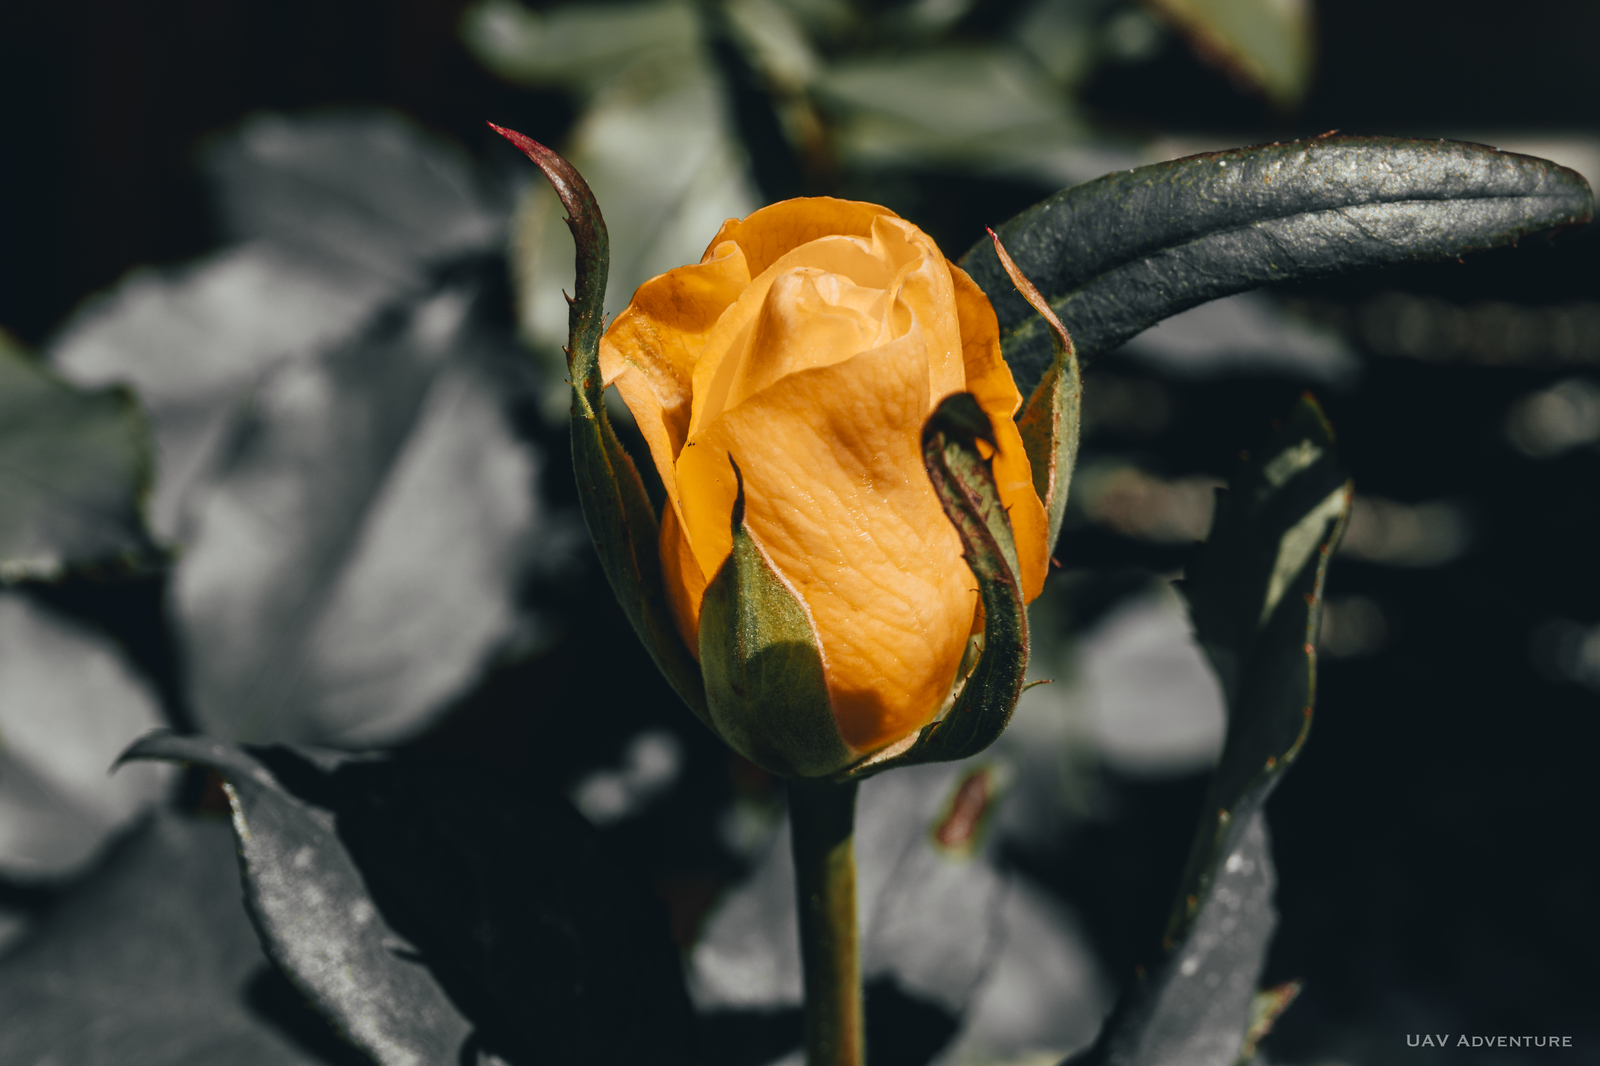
[599,198,1049,766]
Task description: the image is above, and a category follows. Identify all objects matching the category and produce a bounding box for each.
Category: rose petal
[724,268,883,407]
[600,238,752,517]
[690,214,964,437]
[660,503,707,657]
[677,333,974,754]
[702,197,897,276]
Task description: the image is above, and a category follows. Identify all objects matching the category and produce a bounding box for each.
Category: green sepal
[1165,394,1351,950]
[698,461,852,778]
[843,393,1029,779]
[492,124,709,725]
[987,229,1082,553]
[1018,344,1080,554]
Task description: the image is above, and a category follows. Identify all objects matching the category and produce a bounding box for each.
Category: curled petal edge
[989,228,1081,554]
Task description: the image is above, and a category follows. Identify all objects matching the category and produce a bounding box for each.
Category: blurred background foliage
[1,1,1599,1064]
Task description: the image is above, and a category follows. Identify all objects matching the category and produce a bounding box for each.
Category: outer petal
[660,503,707,658]
[676,331,975,755]
[702,197,899,276]
[949,262,1049,602]
[599,239,752,513]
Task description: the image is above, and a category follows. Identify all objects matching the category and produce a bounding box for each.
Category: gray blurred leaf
[50,111,508,543]
[1068,585,1227,777]
[930,877,1110,1066]
[47,112,540,749]
[0,593,173,881]
[1140,0,1314,108]
[724,0,822,93]
[0,333,153,579]
[1011,0,1104,87]
[0,810,339,1066]
[465,0,758,395]
[205,111,506,281]
[692,762,1046,1019]
[817,47,1127,186]
[1119,292,1360,385]
[49,247,390,540]
[123,733,695,1066]
[172,272,559,746]
[692,759,1111,1065]
[462,0,701,96]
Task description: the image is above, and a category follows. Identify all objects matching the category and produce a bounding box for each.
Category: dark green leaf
[699,463,850,778]
[1164,397,1348,946]
[491,125,711,725]
[0,809,361,1066]
[123,735,471,1065]
[1068,397,1349,1066]
[1068,813,1277,1066]
[848,394,1029,777]
[123,732,694,1066]
[0,335,154,580]
[959,137,1595,396]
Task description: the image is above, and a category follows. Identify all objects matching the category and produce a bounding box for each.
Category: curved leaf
[959,137,1595,396]
[0,810,360,1066]
[848,394,1028,778]
[1070,396,1349,1066]
[122,731,694,1066]
[699,463,849,778]
[1166,396,1350,948]
[491,124,711,725]
[122,735,472,1065]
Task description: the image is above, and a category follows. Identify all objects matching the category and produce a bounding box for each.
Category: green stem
[789,776,863,1066]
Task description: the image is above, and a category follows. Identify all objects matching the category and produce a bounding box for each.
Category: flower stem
[789,776,863,1066]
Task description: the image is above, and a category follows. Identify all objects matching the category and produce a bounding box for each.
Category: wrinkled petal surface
[601,196,1049,757]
